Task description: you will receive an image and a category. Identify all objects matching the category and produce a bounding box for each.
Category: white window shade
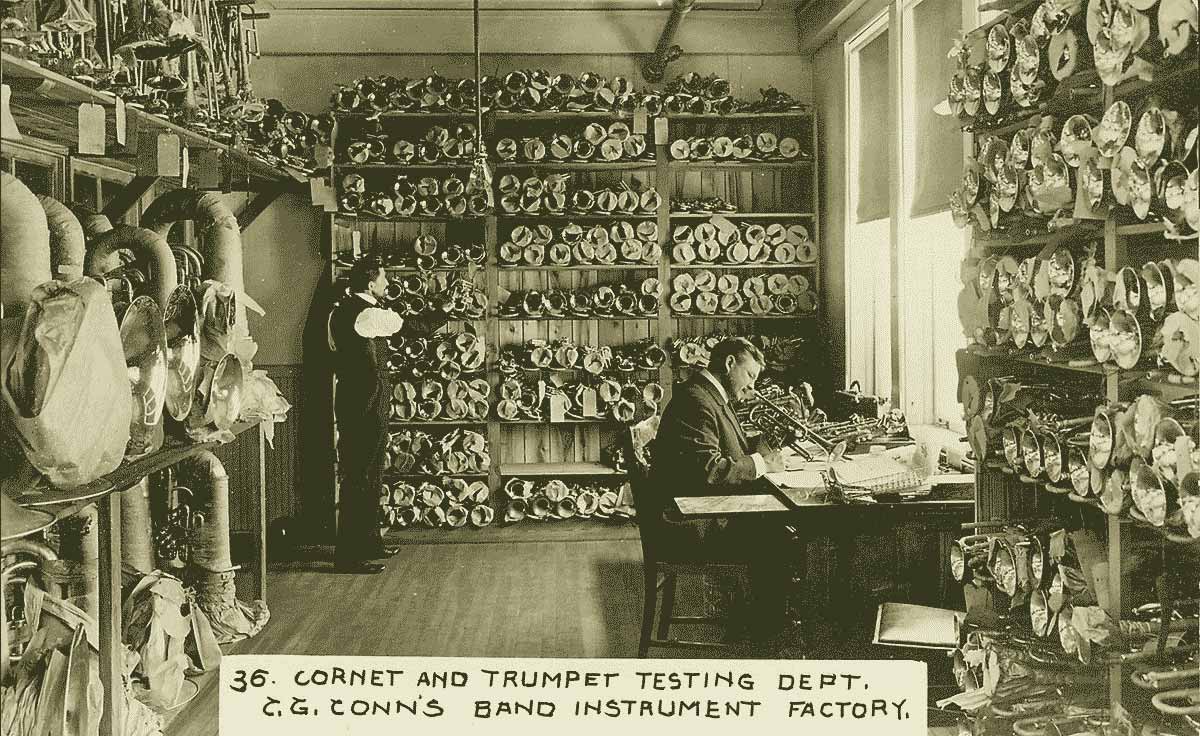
[909,0,963,217]
[855,29,891,224]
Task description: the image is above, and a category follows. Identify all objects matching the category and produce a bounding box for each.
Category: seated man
[649,337,795,645]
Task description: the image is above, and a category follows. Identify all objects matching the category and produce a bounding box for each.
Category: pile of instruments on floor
[942,521,1199,735]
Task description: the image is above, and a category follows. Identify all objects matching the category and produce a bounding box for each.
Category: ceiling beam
[795,0,872,54]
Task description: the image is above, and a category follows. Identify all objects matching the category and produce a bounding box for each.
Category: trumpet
[749,390,873,460]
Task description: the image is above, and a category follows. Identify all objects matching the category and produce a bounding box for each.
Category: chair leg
[656,572,677,641]
[639,567,657,658]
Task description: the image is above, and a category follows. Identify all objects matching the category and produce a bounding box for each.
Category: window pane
[856,29,891,223]
[846,217,892,395]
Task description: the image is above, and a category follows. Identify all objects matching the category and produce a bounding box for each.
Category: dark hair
[348,257,385,291]
[707,337,764,375]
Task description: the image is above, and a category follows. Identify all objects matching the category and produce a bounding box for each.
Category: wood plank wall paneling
[218,365,303,533]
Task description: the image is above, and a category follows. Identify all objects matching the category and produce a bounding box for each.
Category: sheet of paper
[873,602,961,649]
[674,494,787,515]
[765,470,825,490]
[830,455,911,485]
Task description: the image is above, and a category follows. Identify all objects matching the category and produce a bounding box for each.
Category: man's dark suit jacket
[328,294,392,561]
[649,373,758,526]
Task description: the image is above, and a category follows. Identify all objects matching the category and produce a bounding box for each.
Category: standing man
[650,337,795,648]
[327,258,403,573]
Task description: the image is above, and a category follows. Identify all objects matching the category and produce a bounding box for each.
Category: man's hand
[762,448,786,473]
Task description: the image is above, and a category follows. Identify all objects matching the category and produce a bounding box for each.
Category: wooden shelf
[494,160,656,171]
[497,418,616,426]
[490,110,635,121]
[1116,221,1167,236]
[333,110,476,119]
[2,53,298,185]
[973,220,1104,249]
[495,314,656,321]
[383,471,490,478]
[388,420,488,426]
[672,313,817,320]
[496,213,657,220]
[334,212,489,222]
[8,422,258,507]
[960,347,1117,377]
[667,160,811,170]
[670,263,817,270]
[669,212,816,219]
[498,264,656,271]
[663,110,812,119]
[502,462,625,476]
[333,162,473,170]
[333,263,482,273]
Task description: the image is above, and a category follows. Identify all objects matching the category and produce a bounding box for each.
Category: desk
[671,479,973,656]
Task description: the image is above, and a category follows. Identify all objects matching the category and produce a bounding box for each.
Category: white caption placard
[220,656,925,735]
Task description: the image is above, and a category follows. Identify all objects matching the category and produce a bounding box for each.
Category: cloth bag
[2,278,131,487]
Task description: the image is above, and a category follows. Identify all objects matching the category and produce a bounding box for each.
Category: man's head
[707,337,765,403]
[348,257,389,300]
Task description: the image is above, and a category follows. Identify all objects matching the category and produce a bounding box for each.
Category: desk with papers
[669,449,974,650]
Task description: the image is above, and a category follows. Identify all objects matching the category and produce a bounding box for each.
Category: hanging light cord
[473,0,482,147]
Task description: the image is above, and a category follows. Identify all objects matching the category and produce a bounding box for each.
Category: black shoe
[366,545,401,560]
[333,561,386,574]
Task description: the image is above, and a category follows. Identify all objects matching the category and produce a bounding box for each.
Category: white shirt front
[327,292,403,351]
[697,369,767,479]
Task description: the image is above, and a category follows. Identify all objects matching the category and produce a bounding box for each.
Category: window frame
[839,0,974,428]
[842,9,892,399]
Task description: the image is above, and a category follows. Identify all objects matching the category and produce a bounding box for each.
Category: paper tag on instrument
[581,387,598,417]
[633,110,648,135]
[158,134,181,176]
[1048,529,1067,561]
[653,117,669,145]
[0,85,21,141]
[549,393,569,423]
[351,230,362,258]
[710,214,737,237]
[181,146,190,187]
[114,97,126,145]
[313,143,333,168]
[77,103,105,155]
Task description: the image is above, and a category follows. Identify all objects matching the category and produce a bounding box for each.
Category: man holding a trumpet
[650,337,796,650]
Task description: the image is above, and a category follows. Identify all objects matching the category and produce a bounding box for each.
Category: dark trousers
[661,515,795,640]
[335,407,387,563]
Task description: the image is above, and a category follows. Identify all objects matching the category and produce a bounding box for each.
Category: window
[842,0,969,429]
[844,13,892,399]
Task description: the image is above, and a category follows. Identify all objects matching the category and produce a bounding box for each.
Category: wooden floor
[166,536,954,736]
[168,537,646,736]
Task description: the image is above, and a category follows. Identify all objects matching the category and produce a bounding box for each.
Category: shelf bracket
[237,187,283,231]
[101,176,162,224]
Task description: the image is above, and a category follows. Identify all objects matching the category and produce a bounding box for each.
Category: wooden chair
[624,422,749,658]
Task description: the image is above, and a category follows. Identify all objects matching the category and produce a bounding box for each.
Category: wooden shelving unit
[2,52,295,736]
[956,13,1200,734]
[326,99,821,533]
